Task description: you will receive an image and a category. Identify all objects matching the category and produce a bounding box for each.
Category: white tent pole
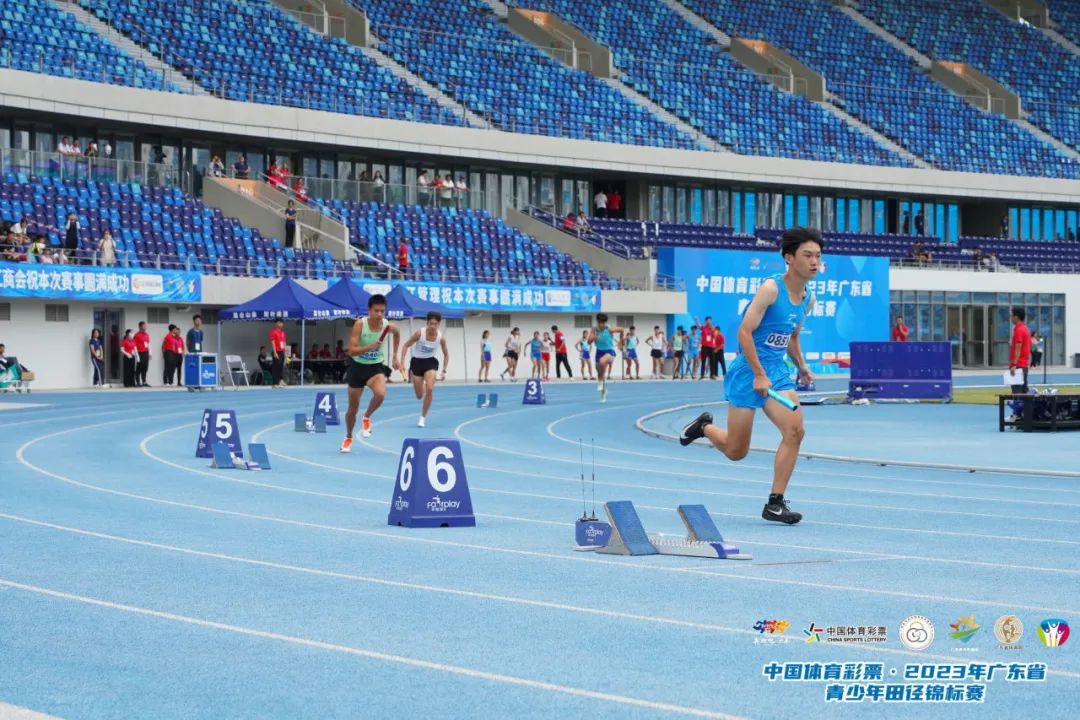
[461,316,468,383]
[300,320,306,387]
[216,322,222,388]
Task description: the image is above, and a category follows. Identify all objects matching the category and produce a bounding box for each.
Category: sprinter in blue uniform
[679,227,820,525]
[588,313,626,403]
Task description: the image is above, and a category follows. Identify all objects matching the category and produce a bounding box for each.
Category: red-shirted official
[133,321,151,387]
[161,324,185,386]
[269,317,287,388]
[552,324,572,379]
[892,316,910,342]
[1009,307,1032,392]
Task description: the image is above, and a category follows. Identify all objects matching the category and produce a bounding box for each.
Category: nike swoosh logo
[767,508,784,515]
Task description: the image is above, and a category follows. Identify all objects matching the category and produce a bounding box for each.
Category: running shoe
[679,412,713,446]
[600,385,608,403]
[762,497,802,525]
[418,416,426,428]
[361,416,372,438]
[339,436,353,453]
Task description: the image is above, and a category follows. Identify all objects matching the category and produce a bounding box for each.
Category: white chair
[224,354,250,389]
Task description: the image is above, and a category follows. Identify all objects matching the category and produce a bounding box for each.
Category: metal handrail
[0,147,180,188]
[525,206,634,259]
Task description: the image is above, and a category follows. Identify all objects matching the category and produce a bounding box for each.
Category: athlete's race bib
[764,332,791,349]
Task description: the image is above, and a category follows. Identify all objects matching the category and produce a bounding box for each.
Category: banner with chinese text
[657,248,889,374]
[358,280,601,314]
[0,262,201,303]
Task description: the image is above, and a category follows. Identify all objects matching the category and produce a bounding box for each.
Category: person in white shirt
[440,173,455,206]
[594,189,608,218]
[646,325,666,379]
[417,170,430,204]
[398,311,450,427]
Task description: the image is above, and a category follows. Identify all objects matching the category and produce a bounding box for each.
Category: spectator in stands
[187,314,204,354]
[440,174,455,207]
[911,240,932,266]
[988,252,1001,272]
[417,170,431,204]
[103,142,112,158]
[901,211,910,235]
[562,212,576,231]
[1030,332,1044,368]
[98,230,116,266]
[308,344,321,360]
[55,249,71,266]
[10,217,28,241]
[120,329,137,388]
[58,137,78,157]
[319,344,333,359]
[335,340,347,359]
[973,246,985,269]
[284,200,298,249]
[398,239,409,278]
[65,213,80,263]
[607,188,623,219]
[1009,308,1032,393]
[1068,228,1077,242]
[134,321,151,387]
[575,211,592,237]
[0,344,31,391]
[29,235,46,259]
[269,318,287,388]
[456,176,468,206]
[1000,213,1009,237]
[892,316,909,342]
[209,156,225,177]
[267,161,283,190]
[233,154,250,179]
[914,210,925,236]
[373,171,386,201]
[86,142,99,159]
[292,177,309,203]
[1,237,22,263]
[89,328,105,387]
[593,188,608,218]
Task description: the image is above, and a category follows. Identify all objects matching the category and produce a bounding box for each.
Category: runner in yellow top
[341,293,401,452]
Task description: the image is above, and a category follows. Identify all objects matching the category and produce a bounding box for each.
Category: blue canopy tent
[219,277,351,386]
[317,278,373,316]
[384,285,465,320]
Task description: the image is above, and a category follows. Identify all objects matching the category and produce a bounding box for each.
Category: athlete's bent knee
[783,424,805,446]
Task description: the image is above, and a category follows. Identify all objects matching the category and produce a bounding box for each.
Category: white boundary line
[635,402,1080,479]
[0,577,746,720]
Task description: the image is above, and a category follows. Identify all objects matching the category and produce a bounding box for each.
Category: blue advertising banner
[657,248,889,374]
[0,261,201,303]
[358,280,601,314]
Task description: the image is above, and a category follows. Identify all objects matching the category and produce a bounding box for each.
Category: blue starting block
[476,393,499,408]
[294,413,327,433]
[595,501,751,560]
[796,380,816,393]
[210,441,269,471]
[522,378,545,405]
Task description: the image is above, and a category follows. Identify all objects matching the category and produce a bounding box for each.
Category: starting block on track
[476,393,498,408]
[210,441,270,471]
[294,413,327,433]
[595,501,751,560]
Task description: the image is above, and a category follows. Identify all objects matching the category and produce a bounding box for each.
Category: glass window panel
[784,195,794,227]
[704,189,717,225]
[744,192,756,234]
[932,304,946,341]
[718,190,730,227]
[917,303,931,341]
[662,186,675,223]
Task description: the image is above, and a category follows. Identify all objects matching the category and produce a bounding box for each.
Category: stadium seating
[0,0,173,91]
[503,0,904,165]
[323,199,616,287]
[0,174,346,278]
[959,236,1080,273]
[76,0,451,123]
[344,0,697,148]
[858,0,1080,155]
[678,0,1078,177]
[1048,0,1080,48]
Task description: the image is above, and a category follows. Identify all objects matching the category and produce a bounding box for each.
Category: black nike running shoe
[762,497,802,525]
[679,412,713,446]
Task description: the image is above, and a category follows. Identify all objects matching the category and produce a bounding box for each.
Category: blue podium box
[313,391,340,425]
[184,353,218,388]
[388,438,475,528]
[522,378,546,405]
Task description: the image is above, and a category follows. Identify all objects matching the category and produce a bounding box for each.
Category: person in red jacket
[133,321,151,387]
[269,317,287,388]
[698,316,718,380]
[1009,307,1032,393]
[120,329,137,388]
[161,324,184,386]
[892,316,909,342]
[397,239,409,279]
[552,324,572,379]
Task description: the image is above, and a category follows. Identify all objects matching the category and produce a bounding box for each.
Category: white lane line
[0,577,746,720]
[235,437,1080,576]
[138,420,565,529]
[450,407,1080,509]
[0,702,63,719]
[555,403,1080,495]
[634,402,1080,479]
[16,418,1080,616]
[6,511,1077,682]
